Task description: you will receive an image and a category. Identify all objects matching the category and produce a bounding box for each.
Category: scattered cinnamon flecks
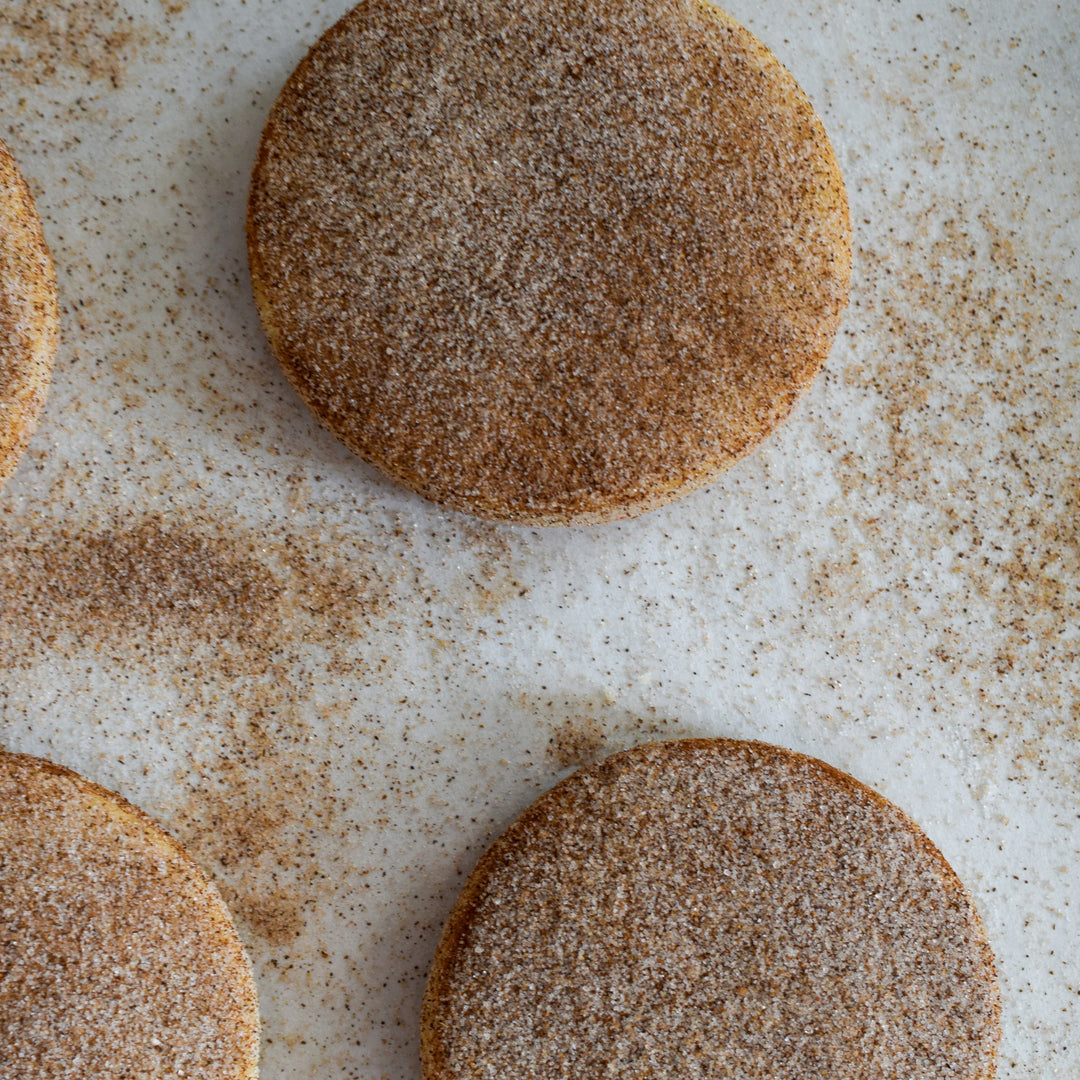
[544,707,680,770]
[0,1,186,87]
[0,507,396,947]
[170,746,337,948]
[0,501,547,956]
[547,717,607,769]
[808,183,1079,791]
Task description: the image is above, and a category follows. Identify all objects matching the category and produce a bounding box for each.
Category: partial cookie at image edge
[0,750,261,1080]
[0,137,59,492]
[422,737,1000,1080]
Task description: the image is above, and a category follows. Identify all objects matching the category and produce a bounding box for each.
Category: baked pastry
[0,139,59,491]
[248,0,851,524]
[0,751,260,1079]
[422,738,1000,1079]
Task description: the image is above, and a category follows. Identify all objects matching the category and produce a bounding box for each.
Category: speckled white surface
[0,2,1076,1078]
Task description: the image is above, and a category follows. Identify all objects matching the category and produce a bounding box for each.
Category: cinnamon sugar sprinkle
[0,0,186,87]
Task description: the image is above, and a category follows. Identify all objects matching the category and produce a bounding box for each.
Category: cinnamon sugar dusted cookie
[0,751,260,1079]
[422,739,1000,1079]
[0,139,58,491]
[248,0,851,524]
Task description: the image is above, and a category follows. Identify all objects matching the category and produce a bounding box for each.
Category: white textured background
[0,1,1077,1076]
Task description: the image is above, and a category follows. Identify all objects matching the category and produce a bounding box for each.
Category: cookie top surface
[0,752,260,1080]
[248,0,851,524]
[0,139,58,491]
[422,738,1000,1080]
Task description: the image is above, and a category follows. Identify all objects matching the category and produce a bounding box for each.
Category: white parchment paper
[1,1,1077,1076]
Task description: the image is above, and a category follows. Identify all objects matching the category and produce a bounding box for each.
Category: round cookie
[422,738,1000,1079]
[0,139,59,491]
[248,0,851,524]
[0,751,260,1079]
